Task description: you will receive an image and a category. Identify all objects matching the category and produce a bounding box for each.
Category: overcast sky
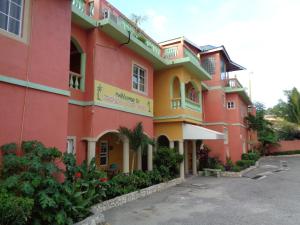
[109,0,300,108]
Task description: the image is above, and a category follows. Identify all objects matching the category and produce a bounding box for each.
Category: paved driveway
[104,156,300,225]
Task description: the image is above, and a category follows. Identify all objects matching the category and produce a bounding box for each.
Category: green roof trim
[71,5,97,29]
[224,87,252,104]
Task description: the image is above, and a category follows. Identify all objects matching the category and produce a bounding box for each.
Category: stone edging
[91,177,183,213]
[74,178,183,225]
[199,160,261,178]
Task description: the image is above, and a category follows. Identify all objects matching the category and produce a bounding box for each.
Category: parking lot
[104,156,300,225]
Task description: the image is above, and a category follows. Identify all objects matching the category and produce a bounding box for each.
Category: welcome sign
[94,80,153,117]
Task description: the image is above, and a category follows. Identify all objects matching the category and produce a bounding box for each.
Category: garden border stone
[74,178,183,225]
[91,177,183,213]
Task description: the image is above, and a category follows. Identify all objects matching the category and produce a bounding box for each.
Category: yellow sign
[94,80,153,117]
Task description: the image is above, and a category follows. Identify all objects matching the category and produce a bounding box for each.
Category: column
[192,140,197,175]
[178,140,185,179]
[169,141,175,149]
[137,146,142,170]
[123,138,130,173]
[87,140,96,165]
[147,144,153,171]
[184,141,189,174]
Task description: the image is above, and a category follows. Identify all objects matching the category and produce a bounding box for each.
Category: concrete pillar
[87,140,96,165]
[192,140,197,175]
[169,141,175,149]
[137,147,142,170]
[123,138,130,173]
[178,140,184,179]
[147,144,153,171]
[184,141,189,174]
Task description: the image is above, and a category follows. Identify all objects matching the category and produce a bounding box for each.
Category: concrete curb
[74,178,183,225]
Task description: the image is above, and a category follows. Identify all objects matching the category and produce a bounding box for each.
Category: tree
[285,88,300,124]
[118,122,151,173]
[269,87,300,124]
[245,102,278,155]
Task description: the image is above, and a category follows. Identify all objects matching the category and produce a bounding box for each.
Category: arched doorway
[157,135,170,148]
[96,131,123,175]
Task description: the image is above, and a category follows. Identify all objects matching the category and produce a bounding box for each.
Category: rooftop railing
[184,47,200,66]
[226,78,243,88]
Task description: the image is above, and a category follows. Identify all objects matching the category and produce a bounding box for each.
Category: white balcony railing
[69,71,82,90]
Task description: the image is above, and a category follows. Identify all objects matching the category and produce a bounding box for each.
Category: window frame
[99,141,109,166]
[0,0,30,43]
[227,101,235,109]
[66,136,76,155]
[132,63,148,95]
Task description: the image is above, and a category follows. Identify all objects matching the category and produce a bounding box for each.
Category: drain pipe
[119,30,131,47]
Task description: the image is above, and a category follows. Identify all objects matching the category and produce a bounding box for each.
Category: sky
[109,0,300,108]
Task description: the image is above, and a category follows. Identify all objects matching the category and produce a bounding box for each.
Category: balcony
[171,98,201,112]
[72,0,97,29]
[224,78,252,104]
[226,78,243,88]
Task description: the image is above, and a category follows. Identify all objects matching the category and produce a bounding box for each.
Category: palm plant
[118,122,150,173]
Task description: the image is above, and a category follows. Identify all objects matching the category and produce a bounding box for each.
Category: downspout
[119,30,131,47]
[19,0,34,148]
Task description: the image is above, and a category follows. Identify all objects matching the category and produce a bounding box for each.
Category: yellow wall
[154,122,183,141]
[96,133,138,172]
[154,66,203,123]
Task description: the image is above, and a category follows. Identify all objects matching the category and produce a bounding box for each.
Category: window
[0,0,23,36]
[220,59,227,80]
[202,56,216,75]
[99,141,108,166]
[132,64,146,93]
[66,137,76,154]
[227,101,235,109]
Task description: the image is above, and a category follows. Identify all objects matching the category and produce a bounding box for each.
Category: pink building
[0,0,255,176]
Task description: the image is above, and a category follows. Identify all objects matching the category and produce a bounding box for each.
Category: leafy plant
[153,147,183,180]
[0,189,34,225]
[118,122,151,173]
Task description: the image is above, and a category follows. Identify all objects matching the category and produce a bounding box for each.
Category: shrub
[154,147,183,179]
[133,170,152,189]
[0,190,34,225]
[236,160,255,170]
[0,141,108,225]
[241,153,249,160]
[225,158,234,171]
[231,165,242,172]
[146,169,163,184]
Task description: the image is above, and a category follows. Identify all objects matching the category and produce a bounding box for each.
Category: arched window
[185,82,199,103]
[69,38,86,90]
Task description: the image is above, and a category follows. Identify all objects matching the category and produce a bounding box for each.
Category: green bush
[225,157,234,171]
[0,141,108,225]
[241,153,249,160]
[133,170,152,189]
[231,165,242,172]
[154,147,184,179]
[0,190,34,225]
[146,169,163,184]
[236,160,255,170]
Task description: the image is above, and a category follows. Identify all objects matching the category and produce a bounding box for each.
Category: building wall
[269,140,300,153]
[0,0,71,153]
[68,26,155,164]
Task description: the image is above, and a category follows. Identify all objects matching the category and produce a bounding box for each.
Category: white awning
[182,124,224,140]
